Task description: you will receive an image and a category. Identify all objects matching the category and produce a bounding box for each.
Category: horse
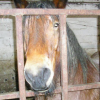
[14,0,99,100]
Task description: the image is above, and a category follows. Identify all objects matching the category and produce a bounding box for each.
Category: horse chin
[32,82,55,95]
[32,87,49,93]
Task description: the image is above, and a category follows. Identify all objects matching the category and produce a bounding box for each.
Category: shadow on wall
[97,4,100,100]
[97,5,100,62]
[97,3,100,84]
[97,4,100,54]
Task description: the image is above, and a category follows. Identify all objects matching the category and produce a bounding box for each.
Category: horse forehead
[38,15,58,22]
[46,16,53,21]
[46,15,58,21]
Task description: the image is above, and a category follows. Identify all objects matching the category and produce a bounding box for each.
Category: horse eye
[54,23,59,28]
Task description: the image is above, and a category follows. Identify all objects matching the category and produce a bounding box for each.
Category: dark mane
[67,25,98,83]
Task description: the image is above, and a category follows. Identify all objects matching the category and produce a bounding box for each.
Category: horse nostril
[25,70,34,83]
[43,68,51,81]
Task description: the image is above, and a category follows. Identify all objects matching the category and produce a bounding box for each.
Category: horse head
[14,0,68,93]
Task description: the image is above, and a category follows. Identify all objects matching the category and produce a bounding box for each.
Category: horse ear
[53,0,68,8]
[14,0,28,8]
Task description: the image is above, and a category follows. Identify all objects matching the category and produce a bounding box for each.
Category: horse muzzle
[24,67,53,92]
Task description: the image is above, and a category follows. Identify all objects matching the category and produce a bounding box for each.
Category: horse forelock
[26,1,55,9]
[24,16,49,54]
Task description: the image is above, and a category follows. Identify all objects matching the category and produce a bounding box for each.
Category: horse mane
[67,25,98,83]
